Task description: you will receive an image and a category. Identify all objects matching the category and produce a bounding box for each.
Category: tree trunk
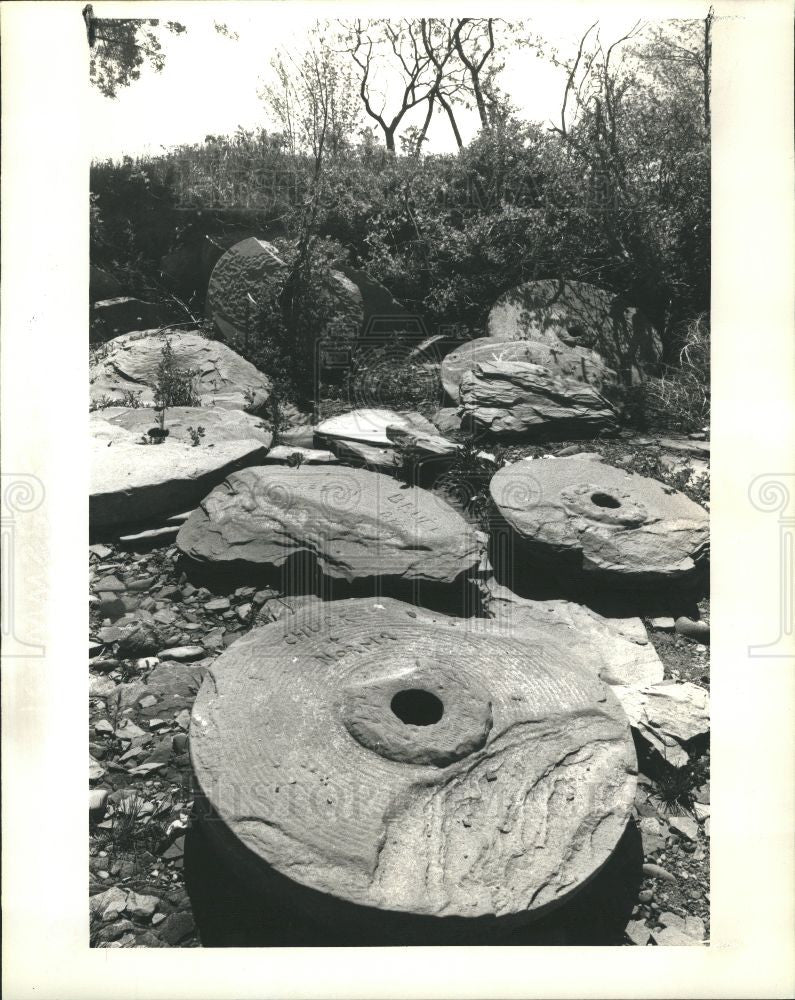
[703,10,712,134]
[438,93,464,148]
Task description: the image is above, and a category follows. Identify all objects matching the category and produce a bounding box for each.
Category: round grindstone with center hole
[190,597,637,930]
[490,453,709,583]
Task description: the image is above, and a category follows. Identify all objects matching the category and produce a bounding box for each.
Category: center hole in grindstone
[391,689,444,727]
[591,491,621,509]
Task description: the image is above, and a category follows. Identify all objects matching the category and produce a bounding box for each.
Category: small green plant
[94,793,168,856]
[648,752,709,818]
[187,425,205,447]
[435,438,506,529]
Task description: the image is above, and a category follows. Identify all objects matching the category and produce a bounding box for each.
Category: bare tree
[418,19,467,149]
[346,19,437,152]
[452,18,499,132]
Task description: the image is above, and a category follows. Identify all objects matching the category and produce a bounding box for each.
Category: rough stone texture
[459,361,617,437]
[612,681,709,767]
[91,420,269,531]
[90,330,271,412]
[315,408,439,448]
[91,298,172,342]
[483,581,664,688]
[486,279,662,381]
[177,465,481,585]
[190,597,636,928]
[93,406,273,449]
[489,453,709,583]
[89,266,122,304]
[441,336,617,403]
[206,237,363,346]
[206,238,287,342]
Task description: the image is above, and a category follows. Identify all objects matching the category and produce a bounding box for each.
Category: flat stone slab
[90,330,271,412]
[487,279,662,381]
[489,453,709,583]
[459,361,617,437]
[190,597,636,927]
[484,581,664,688]
[441,336,617,403]
[176,466,481,585]
[91,421,269,531]
[315,408,438,448]
[93,407,272,449]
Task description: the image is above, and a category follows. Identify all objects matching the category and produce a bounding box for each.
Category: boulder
[176,465,482,586]
[441,336,617,403]
[489,453,709,584]
[89,330,271,412]
[459,361,617,437]
[483,581,664,688]
[431,408,464,437]
[334,439,401,471]
[93,406,273,449]
[91,297,172,342]
[89,266,122,303]
[206,237,287,342]
[91,420,269,532]
[315,408,438,448]
[190,597,636,941]
[487,279,662,381]
[612,681,709,767]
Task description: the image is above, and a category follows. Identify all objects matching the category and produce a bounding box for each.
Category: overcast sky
[86,5,699,161]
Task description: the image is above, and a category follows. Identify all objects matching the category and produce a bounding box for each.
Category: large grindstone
[207,237,364,346]
[90,330,271,412]
[487,279,662,381]
[441,336,616,403]
[490,453,709,584]
[206,238,287,342]
[190,597,637,940]
[176,465,481,586]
